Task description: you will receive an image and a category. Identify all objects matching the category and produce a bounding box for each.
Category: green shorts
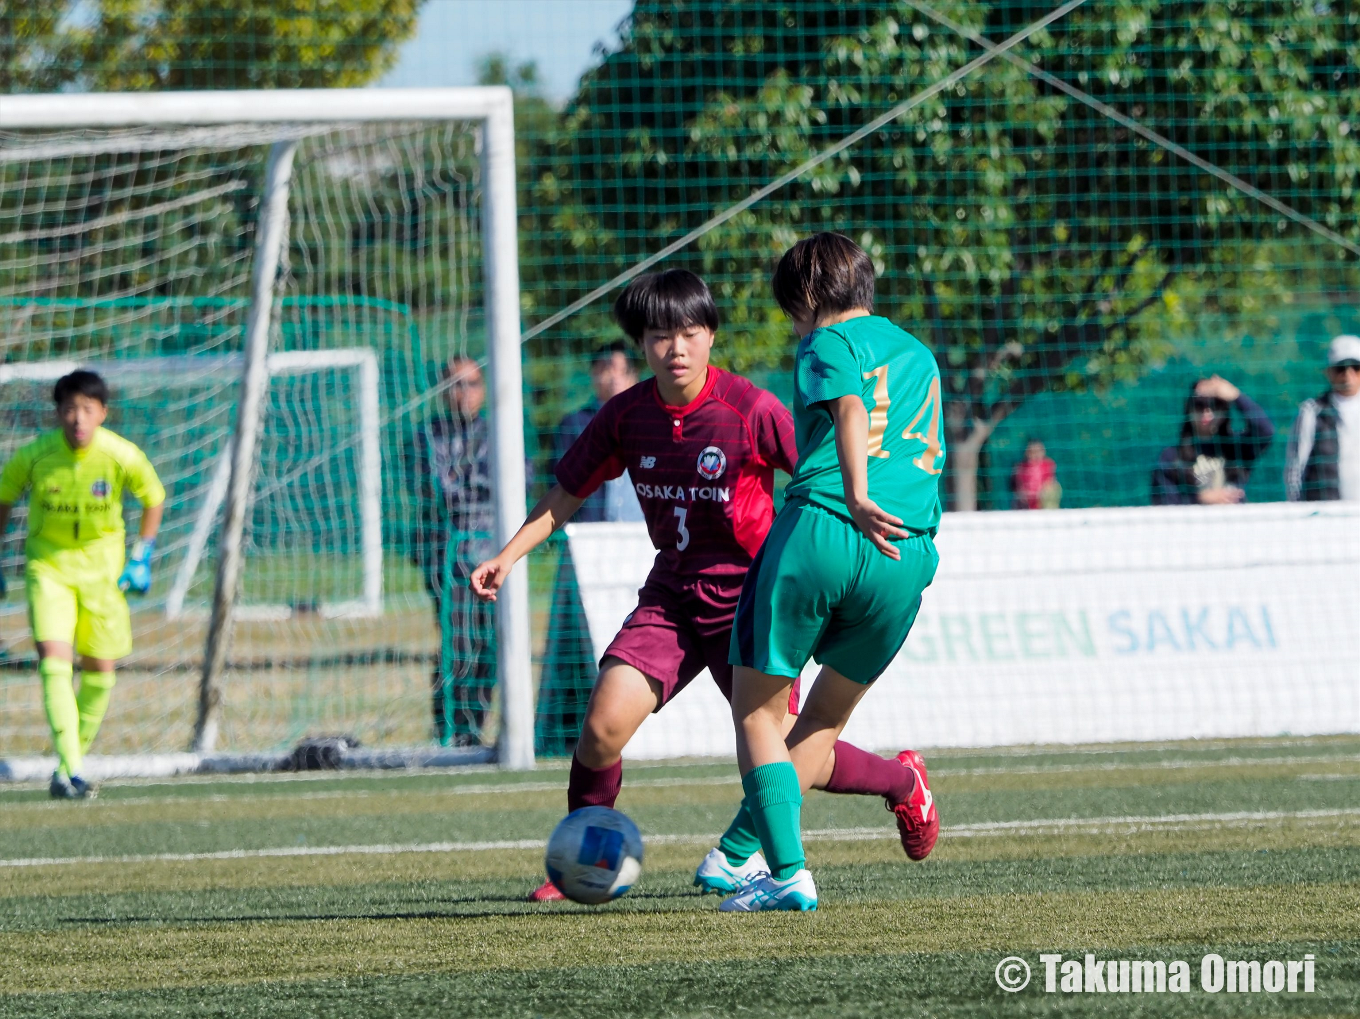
[729,501,938,684]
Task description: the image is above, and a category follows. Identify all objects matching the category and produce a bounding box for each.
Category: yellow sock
[40,658,80,778]
[76,671,116,753]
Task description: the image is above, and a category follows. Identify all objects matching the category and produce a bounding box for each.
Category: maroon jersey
[555,367,797,577]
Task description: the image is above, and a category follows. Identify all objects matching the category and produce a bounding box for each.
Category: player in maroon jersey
[471,270,925,901]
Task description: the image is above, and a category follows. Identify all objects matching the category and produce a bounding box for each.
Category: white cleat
[718,868,818,912]
[693,847,770,894]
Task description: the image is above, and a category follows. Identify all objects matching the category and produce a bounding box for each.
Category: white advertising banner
[565,502,1359,759]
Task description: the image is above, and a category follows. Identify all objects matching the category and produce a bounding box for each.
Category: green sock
[40,658,81,778]
[742,762,805,881]
[718,797,763,866]
[76,671,116,753]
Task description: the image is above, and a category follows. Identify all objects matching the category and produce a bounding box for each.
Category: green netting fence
[2,1,1357,758]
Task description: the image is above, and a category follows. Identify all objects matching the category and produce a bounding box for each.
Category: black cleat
[49,772,95,800]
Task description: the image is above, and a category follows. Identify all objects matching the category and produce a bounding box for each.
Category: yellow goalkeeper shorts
[26,550,132,660]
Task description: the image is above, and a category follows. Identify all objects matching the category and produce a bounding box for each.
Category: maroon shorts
[603,570,800,713]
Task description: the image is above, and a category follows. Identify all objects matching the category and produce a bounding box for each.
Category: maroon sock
[823,741,915,802]
[567,755,623,813]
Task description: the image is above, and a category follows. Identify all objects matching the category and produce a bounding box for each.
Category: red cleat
[528,879,567,902]
[889,749,939,861]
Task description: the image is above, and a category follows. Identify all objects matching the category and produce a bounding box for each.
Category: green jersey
[0,427,165,563]
[783,314,945,535]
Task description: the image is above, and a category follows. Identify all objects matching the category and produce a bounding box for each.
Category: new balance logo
[640,456,657,468]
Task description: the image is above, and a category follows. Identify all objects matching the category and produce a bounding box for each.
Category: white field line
[0,775,746,812]
[9,755,1356,812]
[2,808,1355,870]
[933,754,1360,777]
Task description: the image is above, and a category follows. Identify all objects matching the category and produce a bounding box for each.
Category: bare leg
[730,665,795,776]
[784,666,871,793]
[574,656,663,768]
[36,640,74,662]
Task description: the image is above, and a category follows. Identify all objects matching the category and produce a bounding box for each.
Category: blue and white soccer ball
[544,806,644,904]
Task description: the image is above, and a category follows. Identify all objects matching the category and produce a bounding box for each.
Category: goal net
[0,92,530,770]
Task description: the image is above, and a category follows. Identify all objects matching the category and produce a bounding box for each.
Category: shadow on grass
[56,886,716,926]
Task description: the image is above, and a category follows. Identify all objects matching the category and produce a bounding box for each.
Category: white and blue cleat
[718,868,818,912]
[693,847,770,894]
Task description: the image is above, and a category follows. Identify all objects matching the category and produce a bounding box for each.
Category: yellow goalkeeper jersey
[0,428,165,563]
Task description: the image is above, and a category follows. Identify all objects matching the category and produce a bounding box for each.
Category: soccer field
[0,736,1356,1018]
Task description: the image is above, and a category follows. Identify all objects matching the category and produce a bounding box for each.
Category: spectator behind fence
[1010,438,1061,509]
[1151,374,1274,506]
[534,345,643,756]
[1285,334,1360,502]
[549,343,643,522]
[408,356,496,746]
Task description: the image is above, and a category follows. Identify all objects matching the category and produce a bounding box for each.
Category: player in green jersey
[717,233,944,911]
[0,371,165,799]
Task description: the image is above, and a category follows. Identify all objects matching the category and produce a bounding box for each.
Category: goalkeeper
[0,370,165,800]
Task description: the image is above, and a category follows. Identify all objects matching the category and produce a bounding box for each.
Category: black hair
[53,370,108,407]
[771,232,875,322]
[613,269,720,342]
[592,339,633,366]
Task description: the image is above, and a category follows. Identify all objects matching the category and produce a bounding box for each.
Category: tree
[0,0,422,92]
[520,0,1360,508]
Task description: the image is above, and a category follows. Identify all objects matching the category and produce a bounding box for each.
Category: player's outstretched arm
[469,484,585,602]
[826,395,908,561]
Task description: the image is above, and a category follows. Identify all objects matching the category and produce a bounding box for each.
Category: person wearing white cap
[1285,334,1360,501]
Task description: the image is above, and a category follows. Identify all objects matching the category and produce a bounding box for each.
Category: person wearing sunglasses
[1151,373,1274,506]
[1286,334,1360,502]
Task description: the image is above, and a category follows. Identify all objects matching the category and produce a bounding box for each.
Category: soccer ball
[544,806,644,904]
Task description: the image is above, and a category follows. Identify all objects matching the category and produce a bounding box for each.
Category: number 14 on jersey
[863,366,943,474]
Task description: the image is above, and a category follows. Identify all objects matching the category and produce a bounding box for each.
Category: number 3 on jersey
[674,506,690,550]
[862,366,943,474]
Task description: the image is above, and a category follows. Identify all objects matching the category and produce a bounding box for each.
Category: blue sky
[380,0,635,103]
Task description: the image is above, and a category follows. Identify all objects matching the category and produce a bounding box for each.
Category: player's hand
[1195,375,1240,402]
[118,538,155,595]
[1198,485,1244,505]
[847,496,908,560]
[469,557,511,602]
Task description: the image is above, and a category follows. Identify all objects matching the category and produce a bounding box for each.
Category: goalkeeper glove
[118,538,155,595]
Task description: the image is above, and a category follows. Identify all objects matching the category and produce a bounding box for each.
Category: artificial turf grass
[1,797,1356,901]
[0,744,1356,1016]
[1,771,1356,863]
[0,879,1355,994]
[1,845,1358,932]
[4,942,1357,1019]
[4,752,1355,831]
[1,733,1354,809]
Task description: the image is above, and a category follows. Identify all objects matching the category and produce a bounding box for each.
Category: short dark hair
[771,232,875,322]
[592,340,632,365]
[53,370,108,407]
[613,269,720,342]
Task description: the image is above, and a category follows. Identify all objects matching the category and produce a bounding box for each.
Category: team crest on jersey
[90,479,110,497]
[696,446,727,481]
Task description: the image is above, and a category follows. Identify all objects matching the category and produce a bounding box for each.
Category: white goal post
[0,90,534,770]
